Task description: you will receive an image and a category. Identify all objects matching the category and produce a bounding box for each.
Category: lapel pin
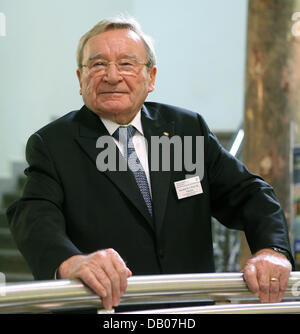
[163,131,169,136]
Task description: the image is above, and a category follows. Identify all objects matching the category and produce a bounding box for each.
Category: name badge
[174,176,203,200]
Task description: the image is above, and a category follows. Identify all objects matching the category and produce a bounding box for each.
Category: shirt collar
[99,111,144,136]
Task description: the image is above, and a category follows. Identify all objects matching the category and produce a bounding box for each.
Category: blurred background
[0,0,247,177]
[0,0,299,282]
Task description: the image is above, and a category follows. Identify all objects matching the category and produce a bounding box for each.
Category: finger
[91,265,114,310]
[278,270,290,301]
[77,264,108,299]
[256,267,270,303]
[267,263,280,302]
[65,256,113,309]
[95,250,121,307]
[242,263,260,297]
[126,268,133,277]
[106,265,122,307]
[109,250,132,294]
[269,278,280,303]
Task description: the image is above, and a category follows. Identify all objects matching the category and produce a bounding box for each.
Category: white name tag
[174,176,203,200]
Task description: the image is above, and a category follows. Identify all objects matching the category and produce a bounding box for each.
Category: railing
[1,272,300,314]
[125,301,300,314]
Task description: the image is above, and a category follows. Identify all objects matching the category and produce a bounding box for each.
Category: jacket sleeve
[6,133,82,280]
[198,115,294,265]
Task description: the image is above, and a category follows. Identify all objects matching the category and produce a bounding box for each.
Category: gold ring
[270,277,279,282]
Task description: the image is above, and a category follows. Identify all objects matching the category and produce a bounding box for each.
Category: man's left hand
[242,248,292,303]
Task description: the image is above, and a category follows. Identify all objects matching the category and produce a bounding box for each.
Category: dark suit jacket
[6,102,293,280]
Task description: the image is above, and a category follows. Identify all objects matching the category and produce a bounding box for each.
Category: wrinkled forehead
[82,29,147,63]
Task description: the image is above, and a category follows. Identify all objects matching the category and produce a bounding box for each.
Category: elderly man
[7,17,293,311]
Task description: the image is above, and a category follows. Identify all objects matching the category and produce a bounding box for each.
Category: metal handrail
[0,272,300,313]
[124,301,300,314]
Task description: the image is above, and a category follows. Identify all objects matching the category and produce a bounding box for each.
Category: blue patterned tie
[113,125,153,216]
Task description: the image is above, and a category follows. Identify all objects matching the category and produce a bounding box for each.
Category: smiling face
[77,29,157,124]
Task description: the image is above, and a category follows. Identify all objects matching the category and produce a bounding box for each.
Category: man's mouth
[99,91,127,95]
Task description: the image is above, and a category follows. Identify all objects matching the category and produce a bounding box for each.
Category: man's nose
[103,63,123,84]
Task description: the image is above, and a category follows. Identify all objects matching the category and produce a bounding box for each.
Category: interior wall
[0,0,248,177]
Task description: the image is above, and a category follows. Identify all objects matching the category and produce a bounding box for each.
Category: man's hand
[57,249,132,310]
[242,248,292,303]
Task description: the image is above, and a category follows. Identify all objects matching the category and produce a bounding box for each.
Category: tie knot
[113,125,136,143]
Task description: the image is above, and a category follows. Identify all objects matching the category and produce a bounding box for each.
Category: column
[240,0,300,268]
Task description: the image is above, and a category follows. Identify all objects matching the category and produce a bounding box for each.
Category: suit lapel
[74,106,153,227]
[141,105,175,233]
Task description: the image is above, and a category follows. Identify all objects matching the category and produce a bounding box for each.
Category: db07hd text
[147,318,196,329]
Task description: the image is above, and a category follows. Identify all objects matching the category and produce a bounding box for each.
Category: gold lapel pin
[163,131,169,136]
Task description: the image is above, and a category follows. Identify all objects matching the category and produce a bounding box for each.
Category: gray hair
[76,16,156,69]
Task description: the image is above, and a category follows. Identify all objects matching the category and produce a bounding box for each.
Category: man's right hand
[57,249,132,310]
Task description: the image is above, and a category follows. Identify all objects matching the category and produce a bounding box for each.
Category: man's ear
[147,66,157,93]
[76,69,82,95]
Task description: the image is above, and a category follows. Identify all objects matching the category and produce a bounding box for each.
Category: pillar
[240,0,300,268]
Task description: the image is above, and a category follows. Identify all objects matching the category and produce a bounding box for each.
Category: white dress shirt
[99,111,152,196]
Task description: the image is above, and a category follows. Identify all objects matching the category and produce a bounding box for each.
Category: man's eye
[94,61,106,67]
[119,61,134,66]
